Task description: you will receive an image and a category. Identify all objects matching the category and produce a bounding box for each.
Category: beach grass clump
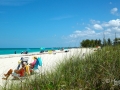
[3,45,120,90]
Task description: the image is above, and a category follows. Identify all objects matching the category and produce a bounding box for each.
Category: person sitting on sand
[14,62,30,77]
[2,57,39,80]
[17,57,28,70]
[2,63,26,80]
[29,56,37,69]
[21,51,23,54]
[12,63,26,78]
[2,69,13,80]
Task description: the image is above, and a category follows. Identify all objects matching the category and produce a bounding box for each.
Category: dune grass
[2,45,120,90]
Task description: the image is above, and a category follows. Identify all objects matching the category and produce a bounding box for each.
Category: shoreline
[0,48,81,59]
[0,50,64,59]
[0,47,71,56]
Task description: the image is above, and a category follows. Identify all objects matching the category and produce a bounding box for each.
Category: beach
[0,48,94,87]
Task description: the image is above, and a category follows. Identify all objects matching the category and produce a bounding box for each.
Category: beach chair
[2,57,29,81]
[11,64,30,81]
[17,57,29,70]
[12,57,42,80]
[32,57,42,74]
[12,73,27,80]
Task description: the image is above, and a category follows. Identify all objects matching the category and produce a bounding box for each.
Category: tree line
[80,38,115,47]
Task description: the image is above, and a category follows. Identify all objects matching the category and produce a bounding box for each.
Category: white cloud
[102,22,109,27]
[111,8,118,14]
[102,19,120,27]
[85,27,91,30]
[93,24,103,30]
[64,19,120,46]
[110,7,119,16]
[69,29,96,38]
[112,27,120,32]
[106,28,111,32]
[109,19,120,27]
[90,19,100,24]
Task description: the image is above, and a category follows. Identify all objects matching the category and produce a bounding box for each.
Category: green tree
[114,38,120,45]
[80,39,102,47]
[107,38,112,45]
[90,39,95,47]
[103,38,107,46]
[98,39,101,46]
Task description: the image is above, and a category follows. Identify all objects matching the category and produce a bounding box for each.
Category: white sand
[0,48,94,87]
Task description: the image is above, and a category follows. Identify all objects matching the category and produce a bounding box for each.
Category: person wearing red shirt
[2,63,26,80]
[13,63,25,77]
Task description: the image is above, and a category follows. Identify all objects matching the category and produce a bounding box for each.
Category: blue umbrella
[40,47,45,53]
[40,47,45,51]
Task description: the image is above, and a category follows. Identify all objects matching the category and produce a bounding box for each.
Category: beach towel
[48,50,52,54]
[25,65,30,75]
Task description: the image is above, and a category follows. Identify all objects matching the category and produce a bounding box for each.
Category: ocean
[0,47,68,55]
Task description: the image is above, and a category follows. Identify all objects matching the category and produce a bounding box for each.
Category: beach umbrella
[40,47,45,50]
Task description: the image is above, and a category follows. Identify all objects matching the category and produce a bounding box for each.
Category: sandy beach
[0,48,94,87]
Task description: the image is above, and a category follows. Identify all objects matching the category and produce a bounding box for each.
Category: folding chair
[33,57,42,70]
[12,64,30,81]
[30,57,42,75]
[12,57,42,80]
[17,57,29,70]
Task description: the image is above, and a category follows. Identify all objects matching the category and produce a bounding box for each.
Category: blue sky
[0,0,120,48]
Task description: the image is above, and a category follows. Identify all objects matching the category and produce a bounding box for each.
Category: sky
[0,0,120,48]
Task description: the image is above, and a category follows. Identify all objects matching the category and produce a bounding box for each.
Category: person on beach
[2,63,26,80]
[16,56,37,74]
[25,51,28,54]
[12,63,26,78]
[2,56,40,80]
[17,57,28,70]
[2,69,13,80]
[21,51,23,54]
[29,56,37,69]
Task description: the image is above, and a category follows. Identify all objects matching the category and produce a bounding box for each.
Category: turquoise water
[0,47,68,55]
